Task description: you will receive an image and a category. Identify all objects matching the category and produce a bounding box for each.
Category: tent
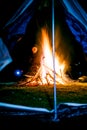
[0,0,87,82]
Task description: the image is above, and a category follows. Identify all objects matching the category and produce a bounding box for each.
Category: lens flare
[14,69,23,77]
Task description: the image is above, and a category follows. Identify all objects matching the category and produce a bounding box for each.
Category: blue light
[14,69,23,77]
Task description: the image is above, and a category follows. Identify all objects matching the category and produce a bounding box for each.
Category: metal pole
[52,0,58,120]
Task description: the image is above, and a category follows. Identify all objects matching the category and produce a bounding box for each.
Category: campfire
[20,27,74,86]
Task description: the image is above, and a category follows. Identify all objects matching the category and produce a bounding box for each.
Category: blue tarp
[0,38,12,71]
[0,0,87,72]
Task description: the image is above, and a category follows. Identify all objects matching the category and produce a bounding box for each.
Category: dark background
[0,0,87,82]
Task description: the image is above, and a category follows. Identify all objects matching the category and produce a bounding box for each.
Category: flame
[39,28,71,85]
[23,27,74,86]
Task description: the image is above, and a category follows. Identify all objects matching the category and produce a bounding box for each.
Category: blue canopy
[0,0,87,80]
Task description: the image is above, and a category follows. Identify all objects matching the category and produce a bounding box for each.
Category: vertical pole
[52,0,58,120]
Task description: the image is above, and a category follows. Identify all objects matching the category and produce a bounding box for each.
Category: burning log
[18,27,75,86]
[18,62,73,86]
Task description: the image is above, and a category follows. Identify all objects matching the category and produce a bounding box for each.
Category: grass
[0,81,87,110]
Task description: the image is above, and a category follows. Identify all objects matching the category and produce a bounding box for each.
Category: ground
[0,81,87,129]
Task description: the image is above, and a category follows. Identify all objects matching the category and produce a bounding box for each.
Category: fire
[40,28,69,85]
[22,27,74,86]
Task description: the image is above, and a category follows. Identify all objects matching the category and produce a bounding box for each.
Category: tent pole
[52,0,58,120]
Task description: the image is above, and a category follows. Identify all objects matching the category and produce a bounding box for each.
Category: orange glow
[26,27,74,86]
[38,27,72,85]
[32,46,38,54]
